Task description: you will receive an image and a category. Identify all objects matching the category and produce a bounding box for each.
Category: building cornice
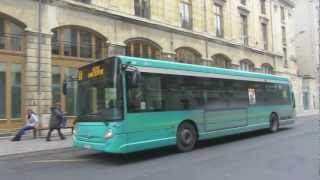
[278,0,295,8]
[48,0,282,58]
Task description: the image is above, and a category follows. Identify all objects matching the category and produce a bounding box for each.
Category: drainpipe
[37,0,42,124]
[203,0,209,62]
[269,0,275,69]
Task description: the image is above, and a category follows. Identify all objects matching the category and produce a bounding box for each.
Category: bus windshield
[76,59,123,122]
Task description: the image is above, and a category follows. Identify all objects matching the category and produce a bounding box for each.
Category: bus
[72,56,295,153]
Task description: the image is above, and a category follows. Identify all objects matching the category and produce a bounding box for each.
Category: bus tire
[176,122,197,152]
[269,114,279,133]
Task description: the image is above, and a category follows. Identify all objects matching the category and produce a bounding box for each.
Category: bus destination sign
[88,65,104,79]
[79,64,105,81]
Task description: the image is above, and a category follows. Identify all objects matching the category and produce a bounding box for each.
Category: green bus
[72,56,295,153]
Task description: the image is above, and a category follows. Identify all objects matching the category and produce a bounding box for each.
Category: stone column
[107,43,126,57]
[161,51,176,61]
[25,31,52,128]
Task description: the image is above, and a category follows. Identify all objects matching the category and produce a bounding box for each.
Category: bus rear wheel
[269,114,279,133]
[176,122,197,152]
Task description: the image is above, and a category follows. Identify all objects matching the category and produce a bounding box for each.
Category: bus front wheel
[176,122,197,152]
[269,114,279,133]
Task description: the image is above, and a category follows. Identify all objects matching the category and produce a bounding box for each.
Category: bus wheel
[269,114,279,133]
[176,122,197,152]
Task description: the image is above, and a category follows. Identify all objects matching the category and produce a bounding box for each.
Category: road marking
[31,159,93,163]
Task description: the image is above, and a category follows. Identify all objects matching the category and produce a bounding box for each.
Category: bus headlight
[104,129,113,139]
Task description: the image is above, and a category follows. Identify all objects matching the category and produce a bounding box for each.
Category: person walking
[46,103,66,141]
[11,109,39,141]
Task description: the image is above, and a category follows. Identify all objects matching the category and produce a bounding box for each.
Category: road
[0,115,319,180]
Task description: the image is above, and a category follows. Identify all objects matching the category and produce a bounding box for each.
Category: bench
[32,126,74,139]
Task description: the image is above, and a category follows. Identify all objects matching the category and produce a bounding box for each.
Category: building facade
[0,0,300,130]
[292,0,320,114]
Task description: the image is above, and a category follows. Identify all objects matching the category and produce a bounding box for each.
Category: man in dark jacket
[46,103,66,141]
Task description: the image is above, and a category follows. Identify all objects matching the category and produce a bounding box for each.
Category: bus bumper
[73,134,127,154]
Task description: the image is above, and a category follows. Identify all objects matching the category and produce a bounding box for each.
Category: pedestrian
[46,103,66,141]
[11,109,39,141]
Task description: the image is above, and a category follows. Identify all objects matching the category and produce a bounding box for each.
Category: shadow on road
[75,128,292,165]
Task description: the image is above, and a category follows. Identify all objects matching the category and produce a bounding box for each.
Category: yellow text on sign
[88,65,105,79]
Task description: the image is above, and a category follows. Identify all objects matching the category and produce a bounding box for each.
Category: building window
[52,66,61,106]
[240,0,246,6]
[63,28,78,57]
[212,54,231,68]
[280,6,285,23]
[65,68,78,116]
[11,64,22,118]
[180,0,193,30]
[134,0,150,18]
[0,63,23,119]
[0,63,5,119]
[0,17,4,49]
[79,30,92,58]
[240,14,248,46]
[240,60,254,72]
[261,63,273,74]
[260,0,266,14]
[283,47,288,67]
[52,27,106,59]
[175,47,201,64]
[126,39,161,59]
[52,66,79,116]
[261,23,268,50]
[0,16,24,52]
[214,3,224,37]
[281,26,286,45]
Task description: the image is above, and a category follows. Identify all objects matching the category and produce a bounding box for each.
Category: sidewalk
[0,134,73,157]
[296,110,319,117]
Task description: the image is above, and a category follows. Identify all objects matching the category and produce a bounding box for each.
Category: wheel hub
[181,129,193,145]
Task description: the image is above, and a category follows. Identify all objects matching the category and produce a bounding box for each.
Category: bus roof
[116,56,289,83]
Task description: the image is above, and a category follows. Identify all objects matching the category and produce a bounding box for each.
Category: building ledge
[278,0,295,8]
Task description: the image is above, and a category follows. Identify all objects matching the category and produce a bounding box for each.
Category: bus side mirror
[62,80,67,95]
[132,70,142,88]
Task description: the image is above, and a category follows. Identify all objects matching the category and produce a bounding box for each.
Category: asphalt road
[0,116,319,180]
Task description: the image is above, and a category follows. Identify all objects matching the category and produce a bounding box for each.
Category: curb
[0,132,73,141]
[0,147,75,159]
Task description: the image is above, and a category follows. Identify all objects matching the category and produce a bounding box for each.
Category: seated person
[11,109,39,141]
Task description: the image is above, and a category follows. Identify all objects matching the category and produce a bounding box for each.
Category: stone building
[0,0,300,130]
[292,0,320,114]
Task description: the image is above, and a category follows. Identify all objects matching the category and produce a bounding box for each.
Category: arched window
[261,63,273,74]
[240,59,255,72]
[212,54,231,68]
[175,47,201,64]
[125,38,161,59]
[51,27,107,59]
[0,15,25,51]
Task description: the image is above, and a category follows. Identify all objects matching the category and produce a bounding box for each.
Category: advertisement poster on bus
[248,88,256,105]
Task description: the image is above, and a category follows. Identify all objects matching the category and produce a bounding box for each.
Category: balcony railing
[52,40,107,59]
[0,33,24,52]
